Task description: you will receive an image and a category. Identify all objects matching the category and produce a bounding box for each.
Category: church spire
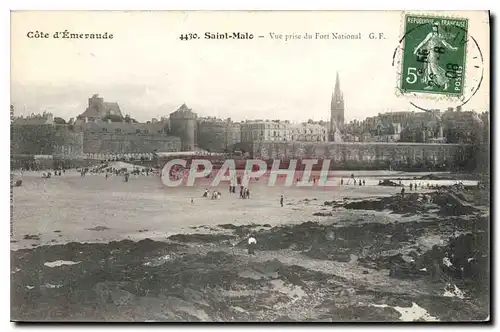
[331,72,344,110]
[329,71,345,142]
[334,71,341,97]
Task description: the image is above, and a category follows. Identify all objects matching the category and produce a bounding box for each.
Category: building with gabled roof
[78,94,123,122]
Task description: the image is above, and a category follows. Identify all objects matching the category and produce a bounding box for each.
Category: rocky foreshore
[11,184,490,322]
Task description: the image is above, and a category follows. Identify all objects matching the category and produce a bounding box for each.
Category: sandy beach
[10,170,489,322]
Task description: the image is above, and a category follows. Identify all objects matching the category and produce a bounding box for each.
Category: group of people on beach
[409,183,421,191]
[294,176,320,184]
[36,167,65,178]
[74,162,157,182]
[226,179,252,199]
[201,185,252,200]
[41,169,64,178]
[239,186,251,199]
[340,174,366,186]
[202,189,222,200]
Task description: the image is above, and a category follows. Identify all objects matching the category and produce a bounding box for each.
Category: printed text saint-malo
[205,32,254,40]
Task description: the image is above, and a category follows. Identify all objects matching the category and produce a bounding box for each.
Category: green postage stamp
[400,14,468,96]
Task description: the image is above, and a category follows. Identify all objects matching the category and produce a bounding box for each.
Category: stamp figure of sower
[413,22,459,91]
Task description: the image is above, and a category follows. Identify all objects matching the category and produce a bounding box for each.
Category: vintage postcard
[10,10,490,322]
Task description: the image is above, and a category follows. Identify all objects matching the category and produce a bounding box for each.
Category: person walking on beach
[350,173,355,185]
[280,194,284,207]
[363,179,366,186]
[409,183,413,191]
[248,235,257,255]
[341,178,344,186]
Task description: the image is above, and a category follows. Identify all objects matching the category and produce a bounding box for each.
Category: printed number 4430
[405,67,418,84]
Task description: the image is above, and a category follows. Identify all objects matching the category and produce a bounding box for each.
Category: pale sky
[10,11,490,123]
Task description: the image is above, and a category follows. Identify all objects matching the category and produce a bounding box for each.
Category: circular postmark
[392,14,484,111]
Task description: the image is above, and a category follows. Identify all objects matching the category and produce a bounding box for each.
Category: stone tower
[88,94,105,114]
[329,72,345,141]
[169,104,198,151]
